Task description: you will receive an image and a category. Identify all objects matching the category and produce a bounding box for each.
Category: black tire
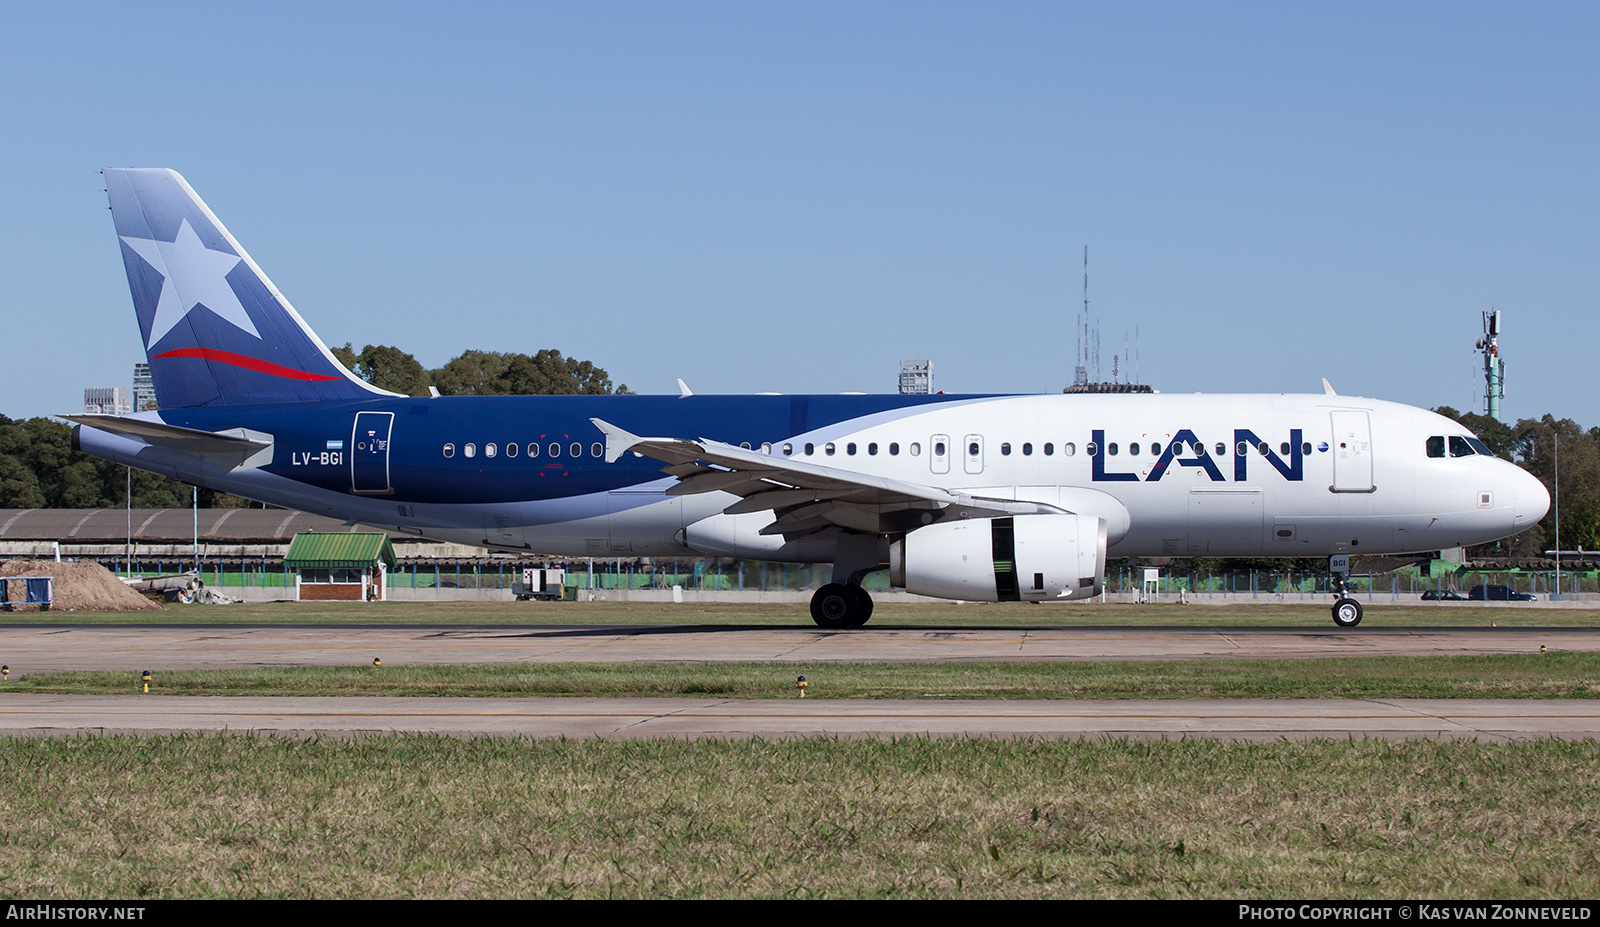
[1332,597,1363,628]
[845,585,874,626]
[811,584,854,628]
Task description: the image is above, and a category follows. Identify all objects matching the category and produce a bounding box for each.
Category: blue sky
[3,2,1595,425]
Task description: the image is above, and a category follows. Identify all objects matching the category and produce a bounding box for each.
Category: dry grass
[8,652,1600,700]
[1,735,1596,898]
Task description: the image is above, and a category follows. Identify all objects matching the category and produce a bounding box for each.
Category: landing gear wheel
[811,584,854,629]
[1332,597,1363,628]
[845,585,874,626]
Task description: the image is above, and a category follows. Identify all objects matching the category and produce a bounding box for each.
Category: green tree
[430,350,513,395]
[430,349,630,396]
[332,343,432,396]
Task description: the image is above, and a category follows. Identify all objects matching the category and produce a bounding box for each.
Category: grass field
[8,652,1600,699]
[2,734,1596,899]
[5,601,1597,899]
[6,598,1600,626]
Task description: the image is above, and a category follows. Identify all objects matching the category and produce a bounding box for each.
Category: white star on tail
[120,218,260,348]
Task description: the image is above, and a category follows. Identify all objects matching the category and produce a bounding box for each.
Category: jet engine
[888,514,1106,602]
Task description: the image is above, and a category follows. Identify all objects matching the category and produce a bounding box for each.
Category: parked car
[1467,585,1537,601]
[1420,589,1465,601]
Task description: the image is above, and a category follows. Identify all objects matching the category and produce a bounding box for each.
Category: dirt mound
[0,560,163,612]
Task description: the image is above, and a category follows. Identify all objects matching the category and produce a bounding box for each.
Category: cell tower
[1475,310,1505,422]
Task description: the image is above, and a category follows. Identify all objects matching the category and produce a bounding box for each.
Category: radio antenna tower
[1475,309,1505,422]
[1073,246,1089,388]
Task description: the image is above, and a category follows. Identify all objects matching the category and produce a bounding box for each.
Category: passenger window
[1301,442,1311,455]
[548,443,560,458]
[1109,443,1119,456]
[934,441,946,456]
[527,443,539,458]
[1280,442,1291,455]
[1022,443,1032,455]
[889,442,899,455]
[910,442,921,456]
[846,443,856,455]
[805,443,815,455]
[506,442,517,458]
[1236,441,1248,456]
[868,443,878,455]
[1216,443,1226,456]
[591,443,603,457]
[1258,442,1270,456]
[1064,443,1076,456]
[443,443,455,458]
[825,442,836,456]
[782,443,793,456]
[1044,443,1054,455]
[570,443,582,457]
[967,441,979,456]
[1129,443,1140,456]
[1085,442,1097,456]
[485,443,497,458]
[740,442,751,450]
[464,443,476,458]
[1000,442,1012,455]
[1450,436,1474,458]
[1150,443,1160,456]
[761,442,772,455]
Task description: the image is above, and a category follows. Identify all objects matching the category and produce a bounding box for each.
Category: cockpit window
[1426,436,1446,458]
[1466,437,1494,456]
[1449,436,1475,458]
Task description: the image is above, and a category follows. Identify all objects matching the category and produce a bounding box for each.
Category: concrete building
[83,387,130,415]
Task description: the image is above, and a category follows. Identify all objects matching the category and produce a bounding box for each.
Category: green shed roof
[283,532,396,569]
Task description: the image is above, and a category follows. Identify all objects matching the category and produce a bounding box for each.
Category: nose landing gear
[1329,554,1363,627]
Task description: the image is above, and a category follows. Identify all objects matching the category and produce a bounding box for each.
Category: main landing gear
[1329,553,1363,628]
[810,583,874,629]
[810,536,885,629]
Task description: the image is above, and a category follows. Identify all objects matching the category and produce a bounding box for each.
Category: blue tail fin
[104,168,396,407]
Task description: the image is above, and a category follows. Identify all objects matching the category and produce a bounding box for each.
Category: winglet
[1322,378,1337,396]
[590,418,642,463]
[677,378,694,398]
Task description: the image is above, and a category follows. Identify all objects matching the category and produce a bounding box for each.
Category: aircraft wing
[591,418,1065,539]
[65,414,275,471]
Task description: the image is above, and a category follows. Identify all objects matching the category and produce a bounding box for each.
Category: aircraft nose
[1512,467,1551,530]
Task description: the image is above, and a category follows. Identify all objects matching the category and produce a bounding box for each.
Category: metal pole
[1554,433,1564,599]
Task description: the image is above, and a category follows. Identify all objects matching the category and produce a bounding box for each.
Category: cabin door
[351,411,394,494]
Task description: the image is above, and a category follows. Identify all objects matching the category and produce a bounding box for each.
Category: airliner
[68,169,1550,628]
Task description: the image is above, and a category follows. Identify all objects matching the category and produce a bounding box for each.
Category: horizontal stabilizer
[66,414,274,471]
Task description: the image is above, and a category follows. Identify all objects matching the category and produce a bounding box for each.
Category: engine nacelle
[888,514,1106,602]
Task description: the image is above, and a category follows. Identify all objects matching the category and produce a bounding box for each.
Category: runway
[3,623,1595,741]
[1,623,1595,673]
[2,694,1596,741]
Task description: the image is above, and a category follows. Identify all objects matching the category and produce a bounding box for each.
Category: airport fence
[61,555,1600,600]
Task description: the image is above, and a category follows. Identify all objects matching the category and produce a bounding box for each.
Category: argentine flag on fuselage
[104,168,393,408]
